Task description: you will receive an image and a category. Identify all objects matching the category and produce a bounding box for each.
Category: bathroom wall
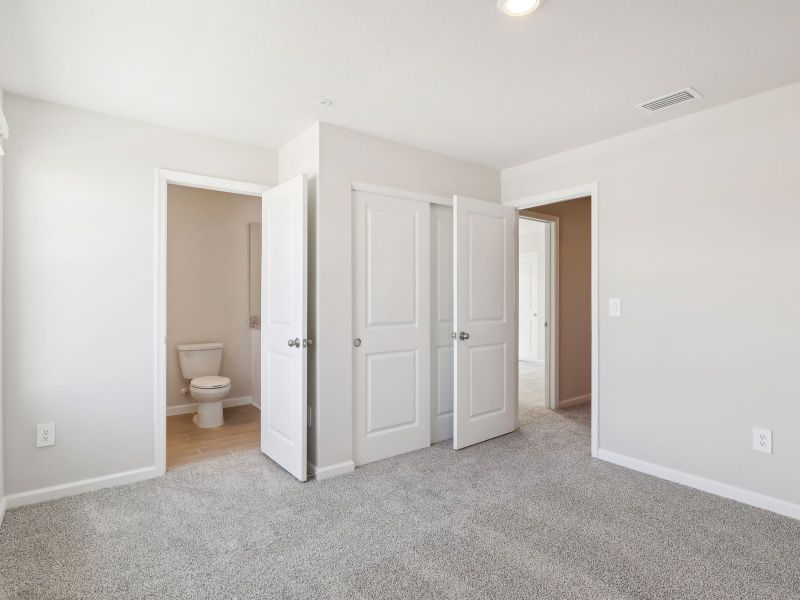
[166,184,261,409]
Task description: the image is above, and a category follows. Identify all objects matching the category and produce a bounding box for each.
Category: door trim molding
[351,181,452,206]
[155,169,271,476]
[505,182,599,457]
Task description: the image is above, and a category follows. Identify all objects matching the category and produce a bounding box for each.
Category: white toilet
[177,342,231,428]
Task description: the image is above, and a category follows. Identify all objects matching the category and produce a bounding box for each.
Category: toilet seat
[190,375,231,390]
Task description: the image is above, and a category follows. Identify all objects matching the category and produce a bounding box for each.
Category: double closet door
[353,190,517,466]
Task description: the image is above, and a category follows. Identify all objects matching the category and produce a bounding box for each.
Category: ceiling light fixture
[497,0,541,17]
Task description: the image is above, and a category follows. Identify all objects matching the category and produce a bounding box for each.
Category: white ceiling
[2,0,799,168]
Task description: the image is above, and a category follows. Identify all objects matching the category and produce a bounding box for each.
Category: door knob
[288,339,297,347]
[303,338,313,348]
[459,332,470,340]
[353,338,362,347]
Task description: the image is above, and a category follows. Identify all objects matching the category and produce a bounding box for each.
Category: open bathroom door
[261,174,308,481]
[452,195,518,450]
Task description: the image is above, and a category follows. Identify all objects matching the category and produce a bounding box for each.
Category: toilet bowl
[176,342,232,429]
[190,375,231,428]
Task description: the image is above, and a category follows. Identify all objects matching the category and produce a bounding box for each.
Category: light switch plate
[608,297,622,318]
[752,427,772,454]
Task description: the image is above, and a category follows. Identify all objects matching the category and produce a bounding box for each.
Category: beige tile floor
[166,404,260,469]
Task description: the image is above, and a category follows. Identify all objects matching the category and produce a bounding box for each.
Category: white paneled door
[261,174,307,481]
[518,252,539,362]
[453,196,518,450]
[353,191,431,465]
[431,205,454,443]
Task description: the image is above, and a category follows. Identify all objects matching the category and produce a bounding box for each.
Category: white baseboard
[598,449,800,521]
[308,460,355,481]
[166,395,253,416]
[3,465,160,510]
[558,393,591,408]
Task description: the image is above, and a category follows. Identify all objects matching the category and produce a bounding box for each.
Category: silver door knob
[459,332,470,340]
[288,339,297,347]
[293,337,301,348]
[303,338,313,348]
[353,338,362,347]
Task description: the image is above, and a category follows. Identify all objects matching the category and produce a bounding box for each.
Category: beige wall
[523,198,591,404]
[167,185,260,407]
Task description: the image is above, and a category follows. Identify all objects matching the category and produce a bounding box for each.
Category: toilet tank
[177,342,224,379]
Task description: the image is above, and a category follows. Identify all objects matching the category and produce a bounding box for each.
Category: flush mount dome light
[497,0,541,16]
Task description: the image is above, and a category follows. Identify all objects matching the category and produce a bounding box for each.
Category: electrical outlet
[752,427,772,454]
[37,422,56,447]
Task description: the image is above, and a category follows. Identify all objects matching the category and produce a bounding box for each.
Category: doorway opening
[517,213,557,426]
[155,170,271,475]
[163,183,264,470]
[512,188,597,455]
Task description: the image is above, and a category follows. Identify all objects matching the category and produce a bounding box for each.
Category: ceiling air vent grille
[636,88,702,113]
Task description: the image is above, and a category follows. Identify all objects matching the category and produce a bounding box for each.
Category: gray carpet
[518,360,545,425]
[2,405,799,600]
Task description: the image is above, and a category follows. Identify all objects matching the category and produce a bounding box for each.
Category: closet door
[353,191,430,465]
[453,195,518,449]
[260,174,308,481]
[430,204,454,443]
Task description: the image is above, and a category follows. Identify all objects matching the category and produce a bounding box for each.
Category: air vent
[636,88,702,113]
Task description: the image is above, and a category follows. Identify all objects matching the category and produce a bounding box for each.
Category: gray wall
[313,123,501,472]
[2,95,277,496]
[503,83,800,506]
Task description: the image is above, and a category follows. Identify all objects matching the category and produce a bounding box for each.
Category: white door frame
[505,183,599,458]
[155,169,271,475]
[518,213,559,411]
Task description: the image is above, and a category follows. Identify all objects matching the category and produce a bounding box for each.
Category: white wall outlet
[752,427,772,454]
[608,297,622,318]
[37,422,56,447]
